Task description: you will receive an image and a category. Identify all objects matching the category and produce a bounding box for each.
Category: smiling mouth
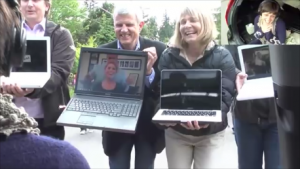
[185,32,197,36]
[120,34,131,38]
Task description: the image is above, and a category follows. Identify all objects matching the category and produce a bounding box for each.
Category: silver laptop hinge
[74,93,141,101]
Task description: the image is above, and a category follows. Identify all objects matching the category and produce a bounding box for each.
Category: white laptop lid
[237,45,271,81]
[160,69,222,110]
[74,47,148,100]
[0,36,51,87]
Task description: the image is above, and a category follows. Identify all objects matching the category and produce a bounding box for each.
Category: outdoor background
[48,0,221,95]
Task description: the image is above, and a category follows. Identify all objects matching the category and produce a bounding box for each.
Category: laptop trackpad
[77,115,95,125]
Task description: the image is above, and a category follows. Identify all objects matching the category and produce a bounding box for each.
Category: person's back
[0,94,90,169]
[0,133,89,169]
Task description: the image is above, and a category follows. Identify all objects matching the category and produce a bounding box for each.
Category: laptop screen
[240,45,271,80]
[160,70,222,110]
[76,49,147,99]
[12,39,48,72]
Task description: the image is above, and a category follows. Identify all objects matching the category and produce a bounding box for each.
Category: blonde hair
[169,7,218,49]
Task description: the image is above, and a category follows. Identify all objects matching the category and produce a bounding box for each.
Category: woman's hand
[236,72,248,94]
[181,121,209,130]
[261,22,273,33]
[159,123,177,127]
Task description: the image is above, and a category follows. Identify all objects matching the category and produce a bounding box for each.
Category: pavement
[65,113,238,169]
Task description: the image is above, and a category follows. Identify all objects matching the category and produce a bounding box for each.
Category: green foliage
[72,37,97,74]
[213,7,221,43]
[94,13,116,46]
[158,12,176,43]
[83,2,115,41]
[48,0,87,45]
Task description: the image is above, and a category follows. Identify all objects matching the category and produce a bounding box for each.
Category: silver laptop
[237,45,274,101]
[152,69,222,124]
[57,47,148,134]
[0,36,51,88]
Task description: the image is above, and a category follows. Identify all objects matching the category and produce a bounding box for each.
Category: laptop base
[237,79,274,101]
[152,109,222,124]
[56,96,142,134]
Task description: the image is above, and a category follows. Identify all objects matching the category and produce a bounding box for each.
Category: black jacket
[158,43,236,136]
[224,46,277,123]
[99,37,167,156]
[25,21,75,127]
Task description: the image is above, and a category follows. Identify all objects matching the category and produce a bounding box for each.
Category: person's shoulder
[141,37,167,55]
[142,38,166,48]
[35,135,90,168]
[98,40,118,49]
[275,17,286,26]
[254,15,260,22]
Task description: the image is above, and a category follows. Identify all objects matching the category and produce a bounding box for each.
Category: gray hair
[113,5,143,23]
[0,94,40,137]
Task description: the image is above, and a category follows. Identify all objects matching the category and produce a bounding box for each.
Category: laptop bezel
[75,47,148,100]
[237,44,271,80]
[9,36,51,76]
[160,69,222,110]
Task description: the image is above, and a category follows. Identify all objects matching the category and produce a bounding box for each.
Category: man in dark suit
[98,5,167,169]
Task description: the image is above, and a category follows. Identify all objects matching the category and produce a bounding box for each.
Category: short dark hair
[258,0,280,15]
[0,0,20,74]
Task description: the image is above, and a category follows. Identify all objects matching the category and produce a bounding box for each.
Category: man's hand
[181,121,209,130]
[236,72,248,93]
[2,83,34,97]
[143,47,157,75]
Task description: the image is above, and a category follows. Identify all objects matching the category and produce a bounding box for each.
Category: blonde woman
[158,7,236,168]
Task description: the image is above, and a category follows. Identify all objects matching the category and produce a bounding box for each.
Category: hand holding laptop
[143,47,157,75]
[236,72,248,93]
[180,121,209,130]
[1,83,34,97]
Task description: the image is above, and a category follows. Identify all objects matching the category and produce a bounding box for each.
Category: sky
[78,0,221,25]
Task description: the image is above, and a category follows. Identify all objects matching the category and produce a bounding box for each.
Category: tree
[213,7,221,43]
[82,2,115,40]
[158,12,175,43]
[48,0,86,45]
[144,17,159,40]
[94,13,116,45]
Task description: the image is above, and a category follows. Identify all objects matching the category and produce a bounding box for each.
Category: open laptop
[56,47,148,134]
[0,36,51,88]
[236,45,274,101]
[152,69,222,124]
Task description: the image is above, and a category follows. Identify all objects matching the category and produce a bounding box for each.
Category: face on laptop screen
[241,46,271,80]
[12,40,48,72]
[76,51,146,98]
[161,71,221,110]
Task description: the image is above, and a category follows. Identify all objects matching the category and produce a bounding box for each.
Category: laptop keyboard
[162,110,217,116]
[67,99,140,117]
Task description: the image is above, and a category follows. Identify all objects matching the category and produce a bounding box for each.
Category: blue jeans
[109,134,156,169]
[234,118,281,169]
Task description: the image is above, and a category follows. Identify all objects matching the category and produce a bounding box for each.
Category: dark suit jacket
[98,37,167,156]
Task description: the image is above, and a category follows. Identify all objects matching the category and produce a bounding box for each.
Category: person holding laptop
[98,5,167,169]
[0,1,89,168]
[233,60,280,168]
[157,7,236,168]
[2,0,75,140]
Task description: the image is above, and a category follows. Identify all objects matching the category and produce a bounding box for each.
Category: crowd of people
[0,0,281,169]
